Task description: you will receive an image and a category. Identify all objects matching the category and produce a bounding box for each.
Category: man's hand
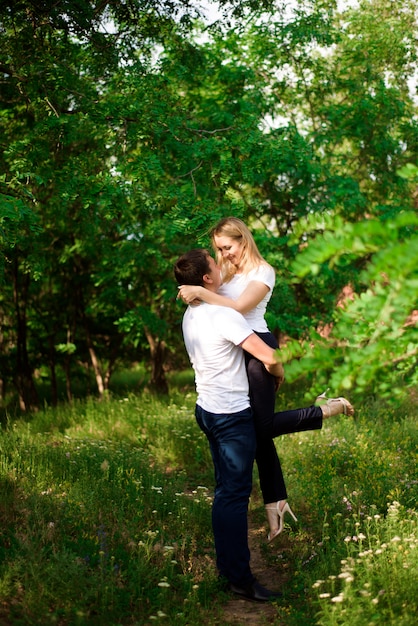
[274,373,285,392]
[266,361,285,385]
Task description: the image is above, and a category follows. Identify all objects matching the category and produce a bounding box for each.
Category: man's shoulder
[184,303,247,326]
[208,304,245,321]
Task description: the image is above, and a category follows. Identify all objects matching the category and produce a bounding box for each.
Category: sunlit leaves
[283,210,418,398]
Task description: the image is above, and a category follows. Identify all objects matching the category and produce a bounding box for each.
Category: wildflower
[359,550,373,557]
[312,580,325,588]
[331,594,344,603]
[158,582,170,588]
[391,536,401,542]
[319,593,331,598]
[358,533,366,540]
[342,497,352,511]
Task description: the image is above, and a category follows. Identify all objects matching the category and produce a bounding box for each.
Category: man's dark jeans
[195,404,256,587]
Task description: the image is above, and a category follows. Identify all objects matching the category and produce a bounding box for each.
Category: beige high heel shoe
[265,500,298,542]
[316,389,354,418]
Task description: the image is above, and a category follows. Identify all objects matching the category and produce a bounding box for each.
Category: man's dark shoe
[229,579,282,602]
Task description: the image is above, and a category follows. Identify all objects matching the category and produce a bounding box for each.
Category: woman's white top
[218,263,275,333]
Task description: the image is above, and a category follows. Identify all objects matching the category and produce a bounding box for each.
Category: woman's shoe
[265,500,298,542]
[316,390,354,418]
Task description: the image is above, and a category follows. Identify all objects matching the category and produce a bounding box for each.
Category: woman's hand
[177,285,203,305]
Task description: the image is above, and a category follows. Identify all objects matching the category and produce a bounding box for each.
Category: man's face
[206,255,222,291]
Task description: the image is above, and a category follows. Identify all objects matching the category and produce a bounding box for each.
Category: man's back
[182,303,252,414]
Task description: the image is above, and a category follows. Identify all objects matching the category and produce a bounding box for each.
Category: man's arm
[240,333,285,383]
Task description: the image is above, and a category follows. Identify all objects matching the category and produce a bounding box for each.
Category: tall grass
[264,396,418,626]
[0,379,417,625]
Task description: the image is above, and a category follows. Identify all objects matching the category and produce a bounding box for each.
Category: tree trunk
[64,357,73,403]
[48,336,58,406]
[144,327,168,394]
[0,378,5,404]
[87,342,105,398]
[13,259,39,411]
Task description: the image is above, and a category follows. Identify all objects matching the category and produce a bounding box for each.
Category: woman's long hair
[211,217,269,282]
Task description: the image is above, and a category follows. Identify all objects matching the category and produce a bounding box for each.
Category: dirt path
[219,516,289,625]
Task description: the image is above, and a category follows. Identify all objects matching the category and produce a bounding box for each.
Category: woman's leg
[271,405,323,438]
[246,332,322,506]
[247,332,352,540]
[246,353,287,504]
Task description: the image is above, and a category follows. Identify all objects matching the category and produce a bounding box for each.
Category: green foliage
[0,392,219,625]
[313,503,417,626]
[1,385,416,624]
[269,401,418,625]
[1,0,418,408]
[280,207,418,400]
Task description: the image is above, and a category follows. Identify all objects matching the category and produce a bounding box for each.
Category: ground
[219,515,290,625]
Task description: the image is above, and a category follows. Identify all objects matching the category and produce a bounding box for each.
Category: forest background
[1,0,418,412]
[1,2,417,624]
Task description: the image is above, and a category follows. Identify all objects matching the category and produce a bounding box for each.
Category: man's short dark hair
[174,249,211,286]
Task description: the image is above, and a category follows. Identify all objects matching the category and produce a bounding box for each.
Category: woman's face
[213,235,244,268]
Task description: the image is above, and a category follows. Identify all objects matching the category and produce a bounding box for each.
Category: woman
[178,217,354,541]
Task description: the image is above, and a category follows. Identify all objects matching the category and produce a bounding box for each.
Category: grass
[0,375,417,625]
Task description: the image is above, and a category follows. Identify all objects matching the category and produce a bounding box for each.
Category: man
[174,249,284,602]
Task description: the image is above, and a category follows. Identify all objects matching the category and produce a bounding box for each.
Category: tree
[280,205,418,400]
[1,0,417,408]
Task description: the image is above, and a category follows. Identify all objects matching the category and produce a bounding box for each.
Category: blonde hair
[211,217,269,282]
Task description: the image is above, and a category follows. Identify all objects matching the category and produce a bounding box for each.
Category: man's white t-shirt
[182,303,253,414]
[218,264,275,333]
